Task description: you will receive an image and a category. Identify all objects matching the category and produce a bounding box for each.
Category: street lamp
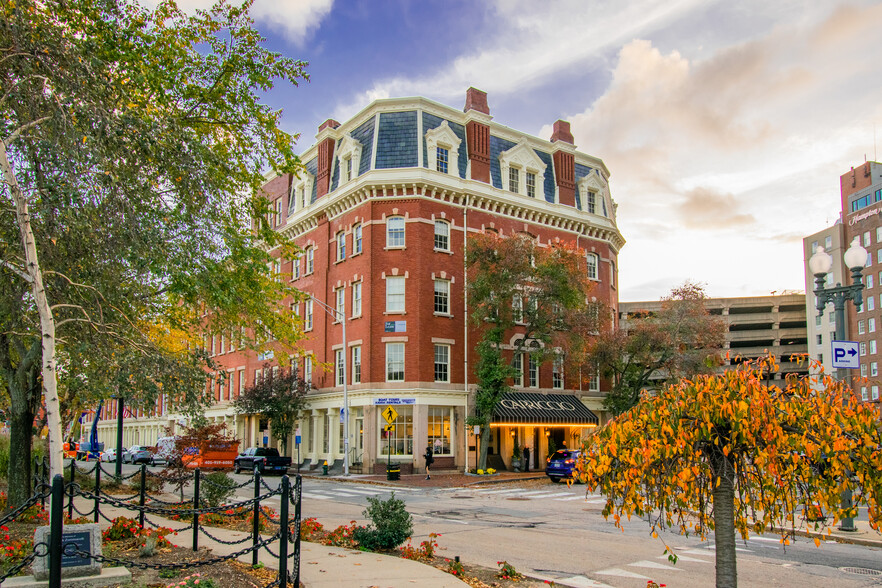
[808,235,868,532]
[308,294,349,476]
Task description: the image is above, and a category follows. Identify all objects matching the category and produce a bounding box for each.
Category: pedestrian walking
[424,444,434,480]
[522,446,530,472]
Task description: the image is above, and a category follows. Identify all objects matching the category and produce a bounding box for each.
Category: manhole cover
[840,567,882,576]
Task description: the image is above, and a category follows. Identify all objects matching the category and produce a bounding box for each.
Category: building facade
[803,223,847,377]
[620,294,808,382]
[89,88,625,473]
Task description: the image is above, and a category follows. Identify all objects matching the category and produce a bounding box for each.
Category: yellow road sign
[384,424,395,432]
[382,406,398,424]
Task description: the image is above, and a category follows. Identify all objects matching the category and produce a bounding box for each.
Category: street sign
[383,424,395,432]
[831,340,860,369]
[381,406,398,424]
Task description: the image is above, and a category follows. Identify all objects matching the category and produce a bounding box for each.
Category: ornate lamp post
[808,236,868,532]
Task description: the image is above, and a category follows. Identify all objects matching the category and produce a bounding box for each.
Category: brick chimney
[550,120,576,207]
[315,119,340,199]
[464,88,491,183]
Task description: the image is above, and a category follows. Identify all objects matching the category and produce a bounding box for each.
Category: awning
[490,392,598,426]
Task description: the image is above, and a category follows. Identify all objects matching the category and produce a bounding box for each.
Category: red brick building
[95,88,625,473]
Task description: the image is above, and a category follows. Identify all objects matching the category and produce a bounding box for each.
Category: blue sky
[156,0,882,302]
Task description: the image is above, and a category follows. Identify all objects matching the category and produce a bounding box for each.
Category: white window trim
[385,274,407,314]
[336,134,363,186]
[499,139,546,196]
[425,121,461,175]
[290,173,315,214]
[577,173,607,217]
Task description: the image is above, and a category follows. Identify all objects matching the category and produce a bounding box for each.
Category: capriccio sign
[500,399,576,411]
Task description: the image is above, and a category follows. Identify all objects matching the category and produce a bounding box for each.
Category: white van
[154,436,179,466]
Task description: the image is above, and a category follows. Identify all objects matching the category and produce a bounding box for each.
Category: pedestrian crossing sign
[383,424,395,432]
[382,406,398,424]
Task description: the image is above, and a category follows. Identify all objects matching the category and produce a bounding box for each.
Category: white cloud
[137,0,333,45]
[557,3,882,300]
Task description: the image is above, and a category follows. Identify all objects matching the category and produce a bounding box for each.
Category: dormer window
[290,172,315,214]
[436,147,449,174]
[499,139,546,198]
[336,134,363,187]
[578,171,608,217]
[425,121,461,176]
[587,191,596,214]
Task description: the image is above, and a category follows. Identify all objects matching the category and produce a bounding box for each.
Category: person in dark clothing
[424,445,434,480]
[522,446,530,472]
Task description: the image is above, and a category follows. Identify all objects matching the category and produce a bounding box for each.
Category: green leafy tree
[466,232,596,470]
[233,364,310,456]
[0,0,308,504]
[594,281,724,415]
[579,355,882,587]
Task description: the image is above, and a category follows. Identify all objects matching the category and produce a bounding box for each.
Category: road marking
[748,536,785,543]
[332,487,383,495]
[300,492,331,500]
[595,568,651,579]
[517,490,563,497]
[656,554,711,563]
[555,496,587,501]
[473,488,521,495]
[529,574,613,587]
[628,560,682,571]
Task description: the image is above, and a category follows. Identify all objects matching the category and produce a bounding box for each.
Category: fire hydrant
[322,460,329,475]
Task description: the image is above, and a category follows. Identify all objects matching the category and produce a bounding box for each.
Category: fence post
[278,475,290,588]
[49,474,64,588]
[94,462,101,524]
[192,468,200,552]
[294,474,302,588]
[251,465,261,567]
[138,464,147,529]
[67,459,75,520]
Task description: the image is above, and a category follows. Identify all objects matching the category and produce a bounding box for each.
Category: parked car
[545,449,581,483]
[102,447,124,462]
[153,436,179,467]
[124,445,154,465]
[233,447,291,475]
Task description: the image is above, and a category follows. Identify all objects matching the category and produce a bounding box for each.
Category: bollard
[94,462,101,524]
[293,474,302,588]
[192,468,200,552]
[251,465,261,567]
[49,474,64,588]
[278,475,290,588]
[138,464,147,529]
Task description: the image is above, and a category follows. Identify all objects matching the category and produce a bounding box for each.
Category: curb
[771,525,882,549]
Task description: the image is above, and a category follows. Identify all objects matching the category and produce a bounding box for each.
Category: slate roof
[305,158,318,204]
[375,111,418,169]
[491,392,598,425]
[353,116,375,176]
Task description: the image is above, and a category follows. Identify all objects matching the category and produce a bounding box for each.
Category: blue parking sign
[831,341,859,369]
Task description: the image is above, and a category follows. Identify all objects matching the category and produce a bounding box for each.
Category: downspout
[462,194,470,474]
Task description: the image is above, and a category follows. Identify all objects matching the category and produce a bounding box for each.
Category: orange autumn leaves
[578,355,882,540]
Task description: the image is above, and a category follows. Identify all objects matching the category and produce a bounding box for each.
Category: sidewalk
[87,499,468,588]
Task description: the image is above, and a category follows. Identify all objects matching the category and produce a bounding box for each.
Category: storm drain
[840,567,882,576]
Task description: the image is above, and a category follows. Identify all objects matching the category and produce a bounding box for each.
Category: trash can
[386,464,400,481]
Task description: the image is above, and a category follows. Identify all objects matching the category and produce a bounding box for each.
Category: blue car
[545,449,581,483]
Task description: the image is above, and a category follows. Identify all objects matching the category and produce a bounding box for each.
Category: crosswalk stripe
[473,488,521,495]
[555,496,587,501]
[300,492,331,500]
[334,488,383,495]
[517,490,562,497]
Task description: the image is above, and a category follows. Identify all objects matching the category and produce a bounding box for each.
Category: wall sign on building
[384,321,406,332]
[373,398,416,405]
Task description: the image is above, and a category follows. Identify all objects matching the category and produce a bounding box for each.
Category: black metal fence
[1,459,302,588]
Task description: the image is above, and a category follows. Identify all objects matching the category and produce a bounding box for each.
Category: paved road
[112,464,882,587]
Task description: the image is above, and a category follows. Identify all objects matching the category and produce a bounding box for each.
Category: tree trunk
[478,424,491,471]
[7,402,34,510]
[712,454,738,588]
[2,139,64,484]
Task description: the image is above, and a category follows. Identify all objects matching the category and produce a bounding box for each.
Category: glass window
[238,370,245,399]
[386,276,405,313]
[815,315,821,326]
[306,247,314,274]
[864,231,872,247]
[553,356,564,389]
[434,220,450,251]
[587,191,596,214]
[877,227,882,243]
[512,294,524,323]
[529,354,539,388]
[436,147,449,174]
[434,344,449,382]
[876,248,882,265]
[335,287,345,320]
[871,318,877,333]
[337,231,346,261]
[427,407,452,455]
[872,362,878,377]
[512,352,524,387]
[386,343,405,382]
[434,279,450,314]
[859,320,866,334]
[292,254,301,279]
[509,166,520,193]
[825,235,832,249]
[323,413,331,453]
[352,282,362,317]
[353,224,363,254]
[861,342,866,356]
[526,172,536,198]
[862,386,868,401]
[304,357,312,383]
[379,405,413,456]
[387,216,405,248]
[874,386,880,401]
[335,349,345,386]
[861,364,867,377]
[870,340,877,354]
[817,334,823,345]
[869,274,875,289]
[352,346,361,384]
[305,299,313,331]
[586,253,598,280]
[228,372,234,401]
[869,296,876,311]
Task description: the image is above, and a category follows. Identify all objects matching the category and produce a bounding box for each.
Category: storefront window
[427,407,452,455]
[323,414,331,453]
[379,406,413,456]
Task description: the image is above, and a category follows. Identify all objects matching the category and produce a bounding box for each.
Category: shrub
[497,560,522,580]
[398,533,439,560]
[446,558,465,577]
[199,471,237,508]
[166,573,219,588]
[129,474,164,495]
[325,521,364,549]
[352,492,413,551]
[299,517,324,541]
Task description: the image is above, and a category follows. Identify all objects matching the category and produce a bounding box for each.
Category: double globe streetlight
[808,235,868,533]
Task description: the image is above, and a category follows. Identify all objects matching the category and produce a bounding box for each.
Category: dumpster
[386,464,400,481]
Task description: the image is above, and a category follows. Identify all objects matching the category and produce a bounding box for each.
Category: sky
[152,0,882,302]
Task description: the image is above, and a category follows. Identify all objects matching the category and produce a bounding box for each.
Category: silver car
[124,445,154,465]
